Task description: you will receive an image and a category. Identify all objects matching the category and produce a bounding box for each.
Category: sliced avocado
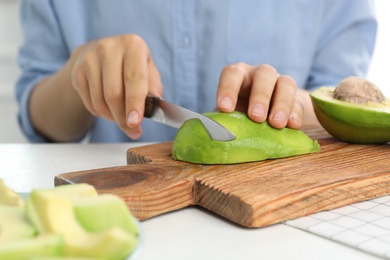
[50,183,98,198]
[26,186,138,259]
[172,111,320,164]
[0,205,36,243]
[310,80,390,144]
[25,184,99,233]
[29,257,99,260]
[0,234,64,260]
[72,194,139,236]
[32,184,138,236]
[0,179,25,208]
[28,256,102,260]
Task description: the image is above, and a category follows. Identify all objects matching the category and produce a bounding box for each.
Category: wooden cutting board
[55,126,390,228]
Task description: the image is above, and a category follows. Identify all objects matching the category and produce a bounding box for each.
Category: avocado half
[172,111,320,164]
[310,86,390,144]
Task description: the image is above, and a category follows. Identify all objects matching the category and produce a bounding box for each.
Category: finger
[123,35,150,129]
[72,51,100,117]
[247,64,279,122]
[287,95,304,129]
[104,56,143,140]
[71,64,95,116]
[97,40,143,139]
[124,57,161,140]
[99,38,129,123]
[268,75,297,129]
[148,58,163,98]
[217,62,252,112]
[89,43,116,121]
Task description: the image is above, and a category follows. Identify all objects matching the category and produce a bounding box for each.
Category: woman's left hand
[216,63,315,129]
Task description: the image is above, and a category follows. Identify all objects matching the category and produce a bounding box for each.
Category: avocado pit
[333,76,385,104]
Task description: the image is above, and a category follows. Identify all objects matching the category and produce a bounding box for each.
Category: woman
[16,0,377,142]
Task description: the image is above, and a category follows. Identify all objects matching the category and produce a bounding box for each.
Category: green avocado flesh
[0,206,37,244]
[0,181,139,260]
[172,111,320,164]
[0,179,25,208]
[310,87,390,144]
[0,234,64,259]
[26,187,138,259]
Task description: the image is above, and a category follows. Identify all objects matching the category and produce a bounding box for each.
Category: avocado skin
[172,111,320,164]
[310,87,390,144]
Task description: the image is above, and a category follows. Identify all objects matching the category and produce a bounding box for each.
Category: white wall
[0,0,389,143]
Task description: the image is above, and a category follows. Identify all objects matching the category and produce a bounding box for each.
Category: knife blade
[143,94,236,141]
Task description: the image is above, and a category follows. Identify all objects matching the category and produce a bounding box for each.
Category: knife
[143,94,236,141]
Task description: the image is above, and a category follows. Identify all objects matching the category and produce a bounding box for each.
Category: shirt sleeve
[16,0,70,143]
[306,0,377,91]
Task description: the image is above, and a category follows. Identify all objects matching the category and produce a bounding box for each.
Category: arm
[29,36,162,142]
[28,50,93,142]
[17,2,162,142]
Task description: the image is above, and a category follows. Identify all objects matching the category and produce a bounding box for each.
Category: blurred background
[1,0,389,143]
[0,0,24,142]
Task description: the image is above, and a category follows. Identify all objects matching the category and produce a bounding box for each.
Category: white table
[0,144,381,260]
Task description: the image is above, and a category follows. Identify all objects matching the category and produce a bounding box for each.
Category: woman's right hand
[70,34,163,139]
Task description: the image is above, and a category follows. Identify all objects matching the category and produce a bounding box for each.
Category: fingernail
[272,111,286,124]
[252,104,265,118]
[220,97,233,110]
[290,112,300,122]
[128,129,142,140]
[127,111,139,127]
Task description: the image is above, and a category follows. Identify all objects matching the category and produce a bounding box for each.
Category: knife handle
[144,94,159,118]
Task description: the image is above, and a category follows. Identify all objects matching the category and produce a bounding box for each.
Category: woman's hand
[217,63,316,129]
[70,34,163,139]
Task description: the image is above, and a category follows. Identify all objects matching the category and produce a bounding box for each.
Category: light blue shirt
[16,0,377,143]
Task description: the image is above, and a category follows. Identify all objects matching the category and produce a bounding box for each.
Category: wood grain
[55,126,390,227]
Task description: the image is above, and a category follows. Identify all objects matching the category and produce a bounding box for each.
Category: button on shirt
[16,0,377,143]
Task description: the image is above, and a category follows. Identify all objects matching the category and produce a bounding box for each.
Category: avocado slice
[0,182,139,259]
[50,183,98,197]
[0,179,25,208]
[24,184,98,233]
[26,185,139,259]
[0,234,64,259]
[0,181,63,259]
[310,79,390,144]
[0,205,36,244]
[29,257,99,260]
[72,194,139,236]
[28,184,138,236]
[172,111,320,164]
